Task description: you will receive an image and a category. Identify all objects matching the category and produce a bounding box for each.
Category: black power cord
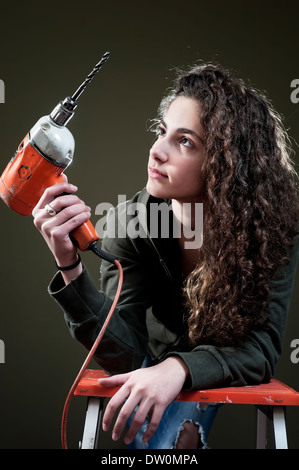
[61,244,123,449]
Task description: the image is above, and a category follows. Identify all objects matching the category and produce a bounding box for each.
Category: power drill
[0,52,114,259]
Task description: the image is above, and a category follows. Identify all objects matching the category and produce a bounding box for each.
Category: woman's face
[146,96,206,203]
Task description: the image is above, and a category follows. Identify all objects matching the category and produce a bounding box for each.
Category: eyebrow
[161,119,205,145]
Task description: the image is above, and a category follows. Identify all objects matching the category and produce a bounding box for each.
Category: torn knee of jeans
[174,420,205,449]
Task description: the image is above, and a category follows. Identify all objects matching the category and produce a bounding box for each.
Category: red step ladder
[74,369,299,449]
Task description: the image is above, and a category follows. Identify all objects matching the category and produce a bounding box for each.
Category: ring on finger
[44,203,57,217]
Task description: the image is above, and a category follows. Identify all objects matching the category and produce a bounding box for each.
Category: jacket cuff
[48,265,107,323]
[165,350,226,391]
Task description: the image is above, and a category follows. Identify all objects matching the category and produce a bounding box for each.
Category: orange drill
[0,52,110,253]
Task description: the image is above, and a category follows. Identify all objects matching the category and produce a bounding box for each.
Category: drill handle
[70,220,99,251]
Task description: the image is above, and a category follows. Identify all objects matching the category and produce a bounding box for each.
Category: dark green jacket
[49,189,299,390]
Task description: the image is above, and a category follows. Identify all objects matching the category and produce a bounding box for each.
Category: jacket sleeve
[166,237,299,390]
[48,206,150,375]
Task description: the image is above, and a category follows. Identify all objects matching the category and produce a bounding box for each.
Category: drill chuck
[50,96,78,126]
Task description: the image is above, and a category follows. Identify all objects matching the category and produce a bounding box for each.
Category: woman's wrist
[55,253,81,271]
[54,253,83,285]
[164,356,190,382]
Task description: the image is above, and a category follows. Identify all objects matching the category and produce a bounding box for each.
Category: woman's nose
[150,138,169,163]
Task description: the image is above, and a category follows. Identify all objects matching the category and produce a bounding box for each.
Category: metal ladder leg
[256,407,268,449]
[80,397,104,449]
[256,405,288,449]
[272,407,288,449]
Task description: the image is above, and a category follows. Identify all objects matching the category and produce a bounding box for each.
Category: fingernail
[70,184,78,191]
[112,432,119,441]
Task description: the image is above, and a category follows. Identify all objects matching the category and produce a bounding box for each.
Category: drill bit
[71,51,110,102]
[50,51,111,126]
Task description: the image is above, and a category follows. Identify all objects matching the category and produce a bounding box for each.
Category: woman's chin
[146,180,168,199]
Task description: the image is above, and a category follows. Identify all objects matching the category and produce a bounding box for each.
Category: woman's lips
[148,167,168,179]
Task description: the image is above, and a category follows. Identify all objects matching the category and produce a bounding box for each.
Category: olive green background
[0,0,298,450]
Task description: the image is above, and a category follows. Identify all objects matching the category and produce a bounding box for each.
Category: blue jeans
[127,356,220,449]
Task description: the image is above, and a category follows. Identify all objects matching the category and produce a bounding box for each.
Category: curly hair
[157,63,299,347]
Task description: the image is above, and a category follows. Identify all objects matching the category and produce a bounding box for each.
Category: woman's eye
[181,137,193,148]
[156,126,166,136]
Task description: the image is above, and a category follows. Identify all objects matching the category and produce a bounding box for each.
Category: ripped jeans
[127,356,220,449]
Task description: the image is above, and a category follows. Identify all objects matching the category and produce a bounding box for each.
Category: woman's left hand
[98,357,189,445]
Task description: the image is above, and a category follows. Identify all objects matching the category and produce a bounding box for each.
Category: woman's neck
[171,198,204,278]
[171,198,204,250]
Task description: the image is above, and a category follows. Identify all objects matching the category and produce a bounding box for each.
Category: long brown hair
[158,63,299,347]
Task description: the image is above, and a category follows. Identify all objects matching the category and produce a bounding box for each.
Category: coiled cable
[61,247,123,449]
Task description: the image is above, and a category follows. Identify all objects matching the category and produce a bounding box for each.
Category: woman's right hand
[32,176,91,282]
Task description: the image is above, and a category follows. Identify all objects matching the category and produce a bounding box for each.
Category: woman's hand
[32,175,91,283]
[99,357,189,445]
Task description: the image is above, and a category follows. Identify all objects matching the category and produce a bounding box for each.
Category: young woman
[33,63,299,449]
